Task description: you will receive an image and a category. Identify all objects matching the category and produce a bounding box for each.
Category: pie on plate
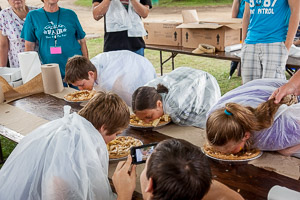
[130,114,171,128]
[64,90,96,102]
[202,144,262,161]
[107,136,143,159]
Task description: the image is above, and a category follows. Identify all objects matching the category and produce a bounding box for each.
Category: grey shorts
[241,42,288,84]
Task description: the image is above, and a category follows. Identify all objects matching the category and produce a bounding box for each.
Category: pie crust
[203,144,261,161]
[64,90,96,102]
[130,114,171,127]
[107,136,143,159]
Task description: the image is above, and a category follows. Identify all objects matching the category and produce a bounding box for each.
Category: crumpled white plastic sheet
[146,67,221,128]
[91,50,157,106]
[0,106,116,200]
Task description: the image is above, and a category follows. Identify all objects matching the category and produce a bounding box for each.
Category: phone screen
[131,143,157,164]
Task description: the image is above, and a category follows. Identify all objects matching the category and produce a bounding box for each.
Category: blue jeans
[134,48,144,56]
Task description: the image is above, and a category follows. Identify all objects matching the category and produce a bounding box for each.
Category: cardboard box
[177,19,242,51]
[144,21,182,46]
[0,67,22,82]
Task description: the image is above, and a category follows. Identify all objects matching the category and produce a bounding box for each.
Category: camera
[130,143,157,164]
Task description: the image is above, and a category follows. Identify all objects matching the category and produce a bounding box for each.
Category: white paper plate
[202,149,263,162]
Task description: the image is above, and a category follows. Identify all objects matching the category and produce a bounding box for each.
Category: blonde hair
[206,96,294,147]
[78,91,130,135]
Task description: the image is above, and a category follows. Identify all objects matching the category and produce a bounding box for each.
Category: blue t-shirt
[245,0,290,44]
[21,7,86,78]
[237,0,245,18]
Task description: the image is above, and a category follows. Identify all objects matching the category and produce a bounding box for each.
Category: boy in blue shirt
[241,0,299,84]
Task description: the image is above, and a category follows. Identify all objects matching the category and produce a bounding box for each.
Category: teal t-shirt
[237,0,245,18]
[245,0,290,44]
[21,7,86,78]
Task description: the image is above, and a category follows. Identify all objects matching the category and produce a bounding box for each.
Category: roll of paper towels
[41,64,64,94]
[18,51,42,83]
[0,83,4,103]
[268,185,300,200]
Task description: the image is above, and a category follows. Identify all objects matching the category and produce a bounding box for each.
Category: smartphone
[131,143,157,164]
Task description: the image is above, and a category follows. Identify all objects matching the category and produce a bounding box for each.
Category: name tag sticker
[50,46,62,54]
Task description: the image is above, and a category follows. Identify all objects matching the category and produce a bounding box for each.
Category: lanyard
[43,7,60,47]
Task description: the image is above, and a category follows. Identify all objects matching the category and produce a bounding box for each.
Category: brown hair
[206,96,293,146]
[132,84,168,112]
[147,138,212,200]
[64,55,97,84]
[78,91,130,135]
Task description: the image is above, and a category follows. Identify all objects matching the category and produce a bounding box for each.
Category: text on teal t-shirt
[245,0,290,44]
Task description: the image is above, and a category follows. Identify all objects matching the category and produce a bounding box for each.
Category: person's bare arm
[130,0,150,18]
[232,0,240,18]
[285,0,300,50]
[269,70,300,103]
[92,1,111,21]
[242,2,250,43]
[78,38,88,58]
[0,31,8,67]
[112,155,136,200]
[203,180,244,200]
[25,40,36,51]
[278,144,300,156]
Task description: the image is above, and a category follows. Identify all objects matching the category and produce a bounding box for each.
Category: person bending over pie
[113,138,244,200]
[132,67,221,128]
[64,50,156,105]
[0,91,129,199]
[206,78,300,158]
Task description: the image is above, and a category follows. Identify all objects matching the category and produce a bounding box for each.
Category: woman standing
[21,0,88,84]
[0,0,36,68]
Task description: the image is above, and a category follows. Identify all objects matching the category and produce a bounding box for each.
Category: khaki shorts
[241,42,288,84]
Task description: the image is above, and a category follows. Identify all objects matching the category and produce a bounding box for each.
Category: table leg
[171,53,178,71]
[0,137,4,164]
[160,51,163,76]
[159,52,179,75]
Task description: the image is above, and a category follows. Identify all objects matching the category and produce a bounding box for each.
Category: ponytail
[156,84,169,94]
[206,95,297,146]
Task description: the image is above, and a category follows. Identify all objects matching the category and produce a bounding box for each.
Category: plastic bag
[91,50,156,106]
[106,0,147,37]
[105,0,131,32]
[127,1,147,37]
[0,106,116,200]
[207,78,300,151]
[146,67,221,128]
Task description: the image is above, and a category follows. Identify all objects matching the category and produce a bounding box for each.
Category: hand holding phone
[130,143,157,164]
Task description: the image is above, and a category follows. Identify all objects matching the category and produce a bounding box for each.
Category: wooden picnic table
[146,44,300,76]
[1,93,300,200]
